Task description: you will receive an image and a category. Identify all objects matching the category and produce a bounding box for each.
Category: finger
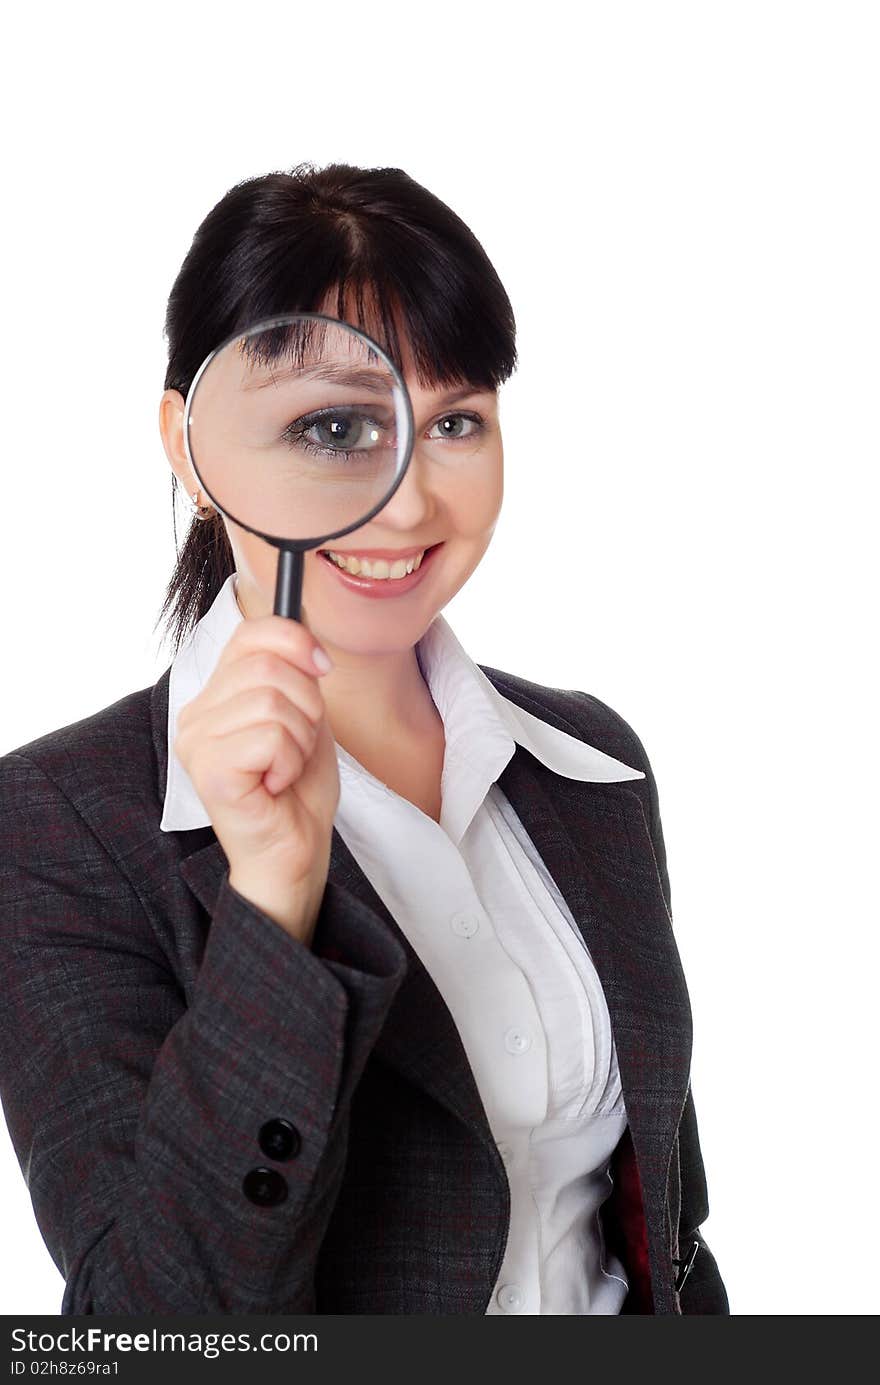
[190,722,307,809]
[217,614,332,683]
[184,654,325,730]
[176,687,318,768]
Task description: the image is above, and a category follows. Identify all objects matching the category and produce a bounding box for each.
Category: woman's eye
[427,412,485,441]
[307,414,375,450]
[282,408,390,456]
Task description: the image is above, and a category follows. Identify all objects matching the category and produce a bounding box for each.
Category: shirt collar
[159,572,645,835]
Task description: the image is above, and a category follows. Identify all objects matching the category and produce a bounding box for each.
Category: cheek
[442,450,503,539]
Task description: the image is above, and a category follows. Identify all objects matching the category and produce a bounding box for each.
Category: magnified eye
[282,407,392,458]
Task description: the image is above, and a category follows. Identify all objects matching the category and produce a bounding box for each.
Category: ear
[158,388,197,495]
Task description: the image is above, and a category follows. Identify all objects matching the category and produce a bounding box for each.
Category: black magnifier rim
[182,310,416,552]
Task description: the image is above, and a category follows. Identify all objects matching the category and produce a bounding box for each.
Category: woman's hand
[173,614,339,947]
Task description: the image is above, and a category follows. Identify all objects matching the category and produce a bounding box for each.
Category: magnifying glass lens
[186,314,411,543]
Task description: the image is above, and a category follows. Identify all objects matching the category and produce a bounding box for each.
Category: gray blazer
[0,661,729,1314]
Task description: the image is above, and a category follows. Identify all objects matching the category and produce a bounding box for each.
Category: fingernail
[312,645,333,674]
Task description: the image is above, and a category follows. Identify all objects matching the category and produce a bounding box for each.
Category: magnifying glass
[183,312,415,621]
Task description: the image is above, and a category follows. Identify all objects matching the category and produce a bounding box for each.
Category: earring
[189,490,214,522]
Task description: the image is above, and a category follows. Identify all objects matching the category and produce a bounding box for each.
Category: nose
[369,445,438,531]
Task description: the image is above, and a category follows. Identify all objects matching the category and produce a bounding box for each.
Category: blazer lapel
[493,737,693,1312]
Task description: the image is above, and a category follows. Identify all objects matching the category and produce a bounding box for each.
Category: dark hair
[153,161,518,659]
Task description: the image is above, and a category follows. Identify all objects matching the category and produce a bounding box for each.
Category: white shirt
[160,573,647,1314]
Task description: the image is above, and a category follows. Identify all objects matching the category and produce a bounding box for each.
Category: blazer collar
[150,655,691,1310]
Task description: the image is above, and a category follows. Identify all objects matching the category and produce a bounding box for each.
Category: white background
[1,0,877,1317]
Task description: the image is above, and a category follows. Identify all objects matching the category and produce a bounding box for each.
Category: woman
[0,162,728,1315]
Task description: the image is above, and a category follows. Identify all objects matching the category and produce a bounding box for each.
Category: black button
[258,1117,301,1162]
[242,1167,288,1207]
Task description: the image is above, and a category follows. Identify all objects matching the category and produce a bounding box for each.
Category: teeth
[324,549,426,579]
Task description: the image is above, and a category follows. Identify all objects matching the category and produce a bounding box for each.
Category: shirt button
[496,1141,513,1165]
[450,912,480,938]
[496,1283,525,1312]
[504,1026,532,1054]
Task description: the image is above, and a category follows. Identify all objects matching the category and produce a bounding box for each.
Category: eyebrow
[241,362,494,402]
[242,364,391,394]
[435,384,495,404]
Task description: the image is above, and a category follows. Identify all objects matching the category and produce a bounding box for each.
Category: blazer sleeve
[632,724,731,1315]
[0,750,408,1315]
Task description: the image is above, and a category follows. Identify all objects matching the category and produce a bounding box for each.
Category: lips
[318,543,439,564]
[319,545,432,561]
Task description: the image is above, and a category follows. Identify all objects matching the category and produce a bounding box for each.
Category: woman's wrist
[226,869,324,947]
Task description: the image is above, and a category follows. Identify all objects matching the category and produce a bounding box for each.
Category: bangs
[223,188,517,396]
[323,263,511,395]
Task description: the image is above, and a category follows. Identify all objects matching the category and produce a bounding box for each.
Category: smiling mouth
[317,541,444,590]
[318,542,442,578]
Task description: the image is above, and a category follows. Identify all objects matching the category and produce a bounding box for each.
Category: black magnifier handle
[274,547,305,622]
